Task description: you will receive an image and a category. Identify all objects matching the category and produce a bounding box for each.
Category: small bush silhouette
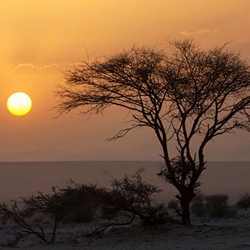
[205,194,237,218]
[168,195,207,221]
[236,194,250,210]
[56,183,106,223]
[0,184,107,245]
[191,195,206,218]
[102,172,169,226]
[0,189,64,245]
[167,199,181,218]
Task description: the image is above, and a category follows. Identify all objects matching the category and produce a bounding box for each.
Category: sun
[7,92,32,117]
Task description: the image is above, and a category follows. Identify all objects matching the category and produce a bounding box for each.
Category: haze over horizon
[0,0,249,161]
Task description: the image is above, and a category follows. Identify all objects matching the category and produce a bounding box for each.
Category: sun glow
[7,92,32,117]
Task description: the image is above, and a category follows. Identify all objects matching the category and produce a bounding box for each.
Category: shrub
[57,183,106,223]
[140,204,169,226]
[205,194,236,218]
[168,195,207,220]
[168,199,181,218]
[237,194,250,210]
[0,190,64,245]
[167,194,237,220]
[0,174,169,244]
[0,184,108,246]
[168,199,179,210]
[191,195,206,218]
[101,172,170,227]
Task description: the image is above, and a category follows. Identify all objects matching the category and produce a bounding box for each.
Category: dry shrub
[237,194,250,210]
[102,172,170,227]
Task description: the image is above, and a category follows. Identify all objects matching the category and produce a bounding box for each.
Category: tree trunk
[180,198,191,225]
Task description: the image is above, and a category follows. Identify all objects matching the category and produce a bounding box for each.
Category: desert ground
[1,215,250,250]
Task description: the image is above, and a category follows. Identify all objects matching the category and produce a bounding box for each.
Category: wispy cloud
[179,29,218,37]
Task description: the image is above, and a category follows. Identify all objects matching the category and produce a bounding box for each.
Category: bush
[0,190,64,245]
[167,199,181,218]
[140,204,169,226]
[168,199,179,211]
[237,194,250,210]
[57,183,106,223]
[101,172,170,227]
[0,174,170,245]
[191,195,206,218]
[168,195,207,219]
[0,184,108,246]
[205,194,236,218]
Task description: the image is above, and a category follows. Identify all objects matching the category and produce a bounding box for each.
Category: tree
[57,40,250,225]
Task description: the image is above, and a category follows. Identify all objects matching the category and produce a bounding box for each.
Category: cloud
[179,29,218,37]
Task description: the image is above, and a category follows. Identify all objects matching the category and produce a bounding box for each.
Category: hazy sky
[0,0,249,161]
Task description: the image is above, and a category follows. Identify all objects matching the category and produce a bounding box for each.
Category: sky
[0,0,249,161]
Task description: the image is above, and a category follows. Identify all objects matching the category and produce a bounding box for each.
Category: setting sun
[7,92,32,117]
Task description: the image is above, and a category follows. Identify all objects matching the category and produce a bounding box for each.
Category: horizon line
[0,160,249,163]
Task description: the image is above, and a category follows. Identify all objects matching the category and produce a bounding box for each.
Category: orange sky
[0,0,249,161]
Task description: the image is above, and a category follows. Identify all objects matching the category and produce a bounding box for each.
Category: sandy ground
[0,211,250,250]
[1,216,250,250]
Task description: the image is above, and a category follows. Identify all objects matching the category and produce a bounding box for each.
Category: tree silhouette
[57,40,250,225]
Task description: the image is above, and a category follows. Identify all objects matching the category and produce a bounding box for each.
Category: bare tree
[57,40,250,225]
